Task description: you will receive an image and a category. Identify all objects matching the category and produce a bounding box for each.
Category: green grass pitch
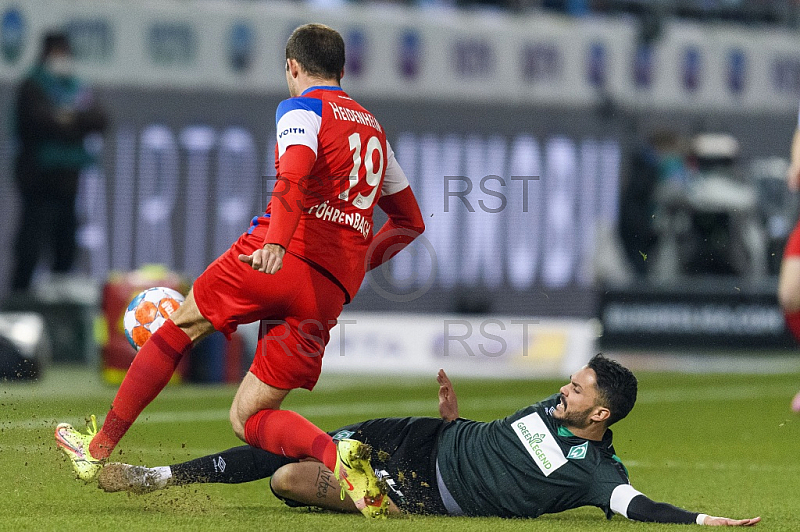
[2,365,799,531]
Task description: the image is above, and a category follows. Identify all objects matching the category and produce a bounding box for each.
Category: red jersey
[249,86,409,301]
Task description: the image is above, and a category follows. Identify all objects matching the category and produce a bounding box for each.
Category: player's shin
[90,320,191,459]
[171,445,296,484]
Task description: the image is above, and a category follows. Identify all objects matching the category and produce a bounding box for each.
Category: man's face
[553,367,604,429]
[45,48,74,78]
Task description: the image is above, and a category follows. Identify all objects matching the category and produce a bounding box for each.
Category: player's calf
[271,461,361,513]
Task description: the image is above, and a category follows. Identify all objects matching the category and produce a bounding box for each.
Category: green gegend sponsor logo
[512,412,568,476]
[516,421,552,470]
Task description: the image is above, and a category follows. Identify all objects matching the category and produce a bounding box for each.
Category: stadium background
[1,0,800,378]
[2,1,800,530]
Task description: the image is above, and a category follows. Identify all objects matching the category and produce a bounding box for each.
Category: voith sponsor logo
[278,127,305,138]
[511,412,568,476]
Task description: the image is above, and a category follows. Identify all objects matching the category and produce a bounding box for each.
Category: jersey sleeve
[275,97,323,157]
[609,484,644,517]
[586,454,631,519]
[615,488,700,524]
[264,144,317,248]
[381,141,410,196]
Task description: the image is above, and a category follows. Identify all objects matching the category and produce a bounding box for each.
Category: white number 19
[339,132,384,210]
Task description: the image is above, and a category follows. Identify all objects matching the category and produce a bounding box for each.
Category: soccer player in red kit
[780,105,800,411]
[55,24,425,517]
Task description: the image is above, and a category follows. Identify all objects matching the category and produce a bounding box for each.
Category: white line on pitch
[3,382,797,431]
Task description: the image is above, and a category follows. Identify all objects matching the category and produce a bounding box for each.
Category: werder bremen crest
[567,441,588,460]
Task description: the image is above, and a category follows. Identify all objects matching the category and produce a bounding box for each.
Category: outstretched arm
[611,485,760,526]
[627,496,759,526]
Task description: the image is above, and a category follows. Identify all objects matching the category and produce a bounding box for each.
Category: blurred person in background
[779,109,800,411]
[10,31,107,293]
[618,130,687,277]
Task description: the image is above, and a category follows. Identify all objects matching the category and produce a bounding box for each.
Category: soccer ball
[123,287,185,350]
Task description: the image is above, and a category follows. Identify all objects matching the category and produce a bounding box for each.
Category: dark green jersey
[437,394,630,519]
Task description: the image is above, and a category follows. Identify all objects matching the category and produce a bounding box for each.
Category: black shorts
[331,417,449,516]
[272,417,449,515]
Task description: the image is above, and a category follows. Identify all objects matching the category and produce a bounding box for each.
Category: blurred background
[2,0,800,384]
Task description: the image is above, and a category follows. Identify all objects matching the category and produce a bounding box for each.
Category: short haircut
[587,353,638,426]
[285,24,345,83]
[40,31,71,62]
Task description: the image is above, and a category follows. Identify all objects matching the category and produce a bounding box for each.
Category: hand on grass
[703,515,761,526]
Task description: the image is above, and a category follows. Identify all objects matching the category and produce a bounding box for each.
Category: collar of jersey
[557,425,575,438]
[557,425,614,447]
[301,85,344,95]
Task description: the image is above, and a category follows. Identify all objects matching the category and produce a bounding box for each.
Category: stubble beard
[555,405,595,430]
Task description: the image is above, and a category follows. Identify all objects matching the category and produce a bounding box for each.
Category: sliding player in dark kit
[98,356,759,526]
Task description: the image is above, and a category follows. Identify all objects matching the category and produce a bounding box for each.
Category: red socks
[786,311,800,344]
[90,320,192,459]
[89,318,336,470]
[244,409,337,471]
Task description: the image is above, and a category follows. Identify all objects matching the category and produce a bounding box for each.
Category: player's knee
[779,284,800,313]
[170,298,215,342]
[229,405,246,442]
[270,466,295,497]
[779,260,800,312]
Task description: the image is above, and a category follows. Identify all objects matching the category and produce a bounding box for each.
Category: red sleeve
[264,144,316,248]
[367,186,425,271]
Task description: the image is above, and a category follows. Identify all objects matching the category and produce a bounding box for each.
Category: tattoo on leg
[315,466,338,500]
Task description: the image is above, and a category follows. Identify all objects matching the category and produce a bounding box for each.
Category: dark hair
[285,24,345,82]
[587,353,638,426]
[40,31,71,62]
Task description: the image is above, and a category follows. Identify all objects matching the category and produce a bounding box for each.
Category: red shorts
[193,228,345,391]
[786,221,800,258]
